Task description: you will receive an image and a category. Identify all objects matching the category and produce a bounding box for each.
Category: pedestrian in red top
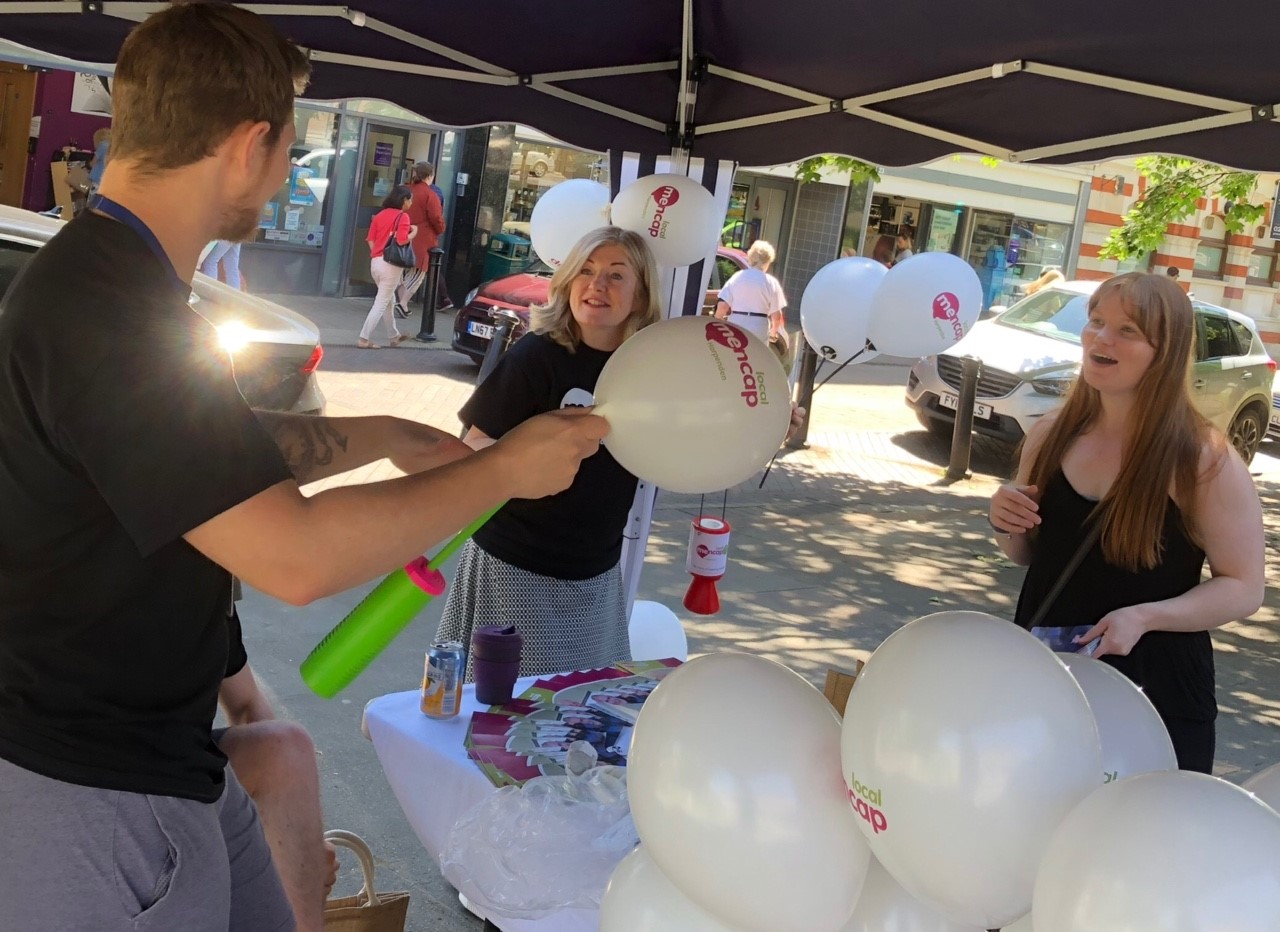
[395,162,448,325]
[359,184,416,348]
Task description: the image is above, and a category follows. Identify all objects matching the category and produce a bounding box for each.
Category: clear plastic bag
[440,742,638,919]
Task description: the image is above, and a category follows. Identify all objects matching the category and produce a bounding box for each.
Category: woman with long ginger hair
[989,272,1264,772]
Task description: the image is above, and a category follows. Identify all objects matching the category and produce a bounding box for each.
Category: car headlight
[464,287,479,306]
[216,321,253,354]
[1031,373,1077,396]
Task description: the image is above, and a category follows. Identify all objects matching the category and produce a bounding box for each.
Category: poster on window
[289,166,317,206]
[70,73,112,116]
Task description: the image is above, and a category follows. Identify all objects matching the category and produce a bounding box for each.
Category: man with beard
[0,3,606,929]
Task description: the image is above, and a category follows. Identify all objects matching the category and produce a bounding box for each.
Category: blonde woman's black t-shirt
[0,212,292,802]
[461,332,638,579]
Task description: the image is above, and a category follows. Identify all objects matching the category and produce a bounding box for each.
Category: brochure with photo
[463,658,680,787]
[1030,625,1101,656]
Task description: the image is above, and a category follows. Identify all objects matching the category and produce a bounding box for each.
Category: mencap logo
[932,291,964,342]
[647,185,680,239]
[704,320,763,407]
[651,185,680,207]
[705,319,746,349]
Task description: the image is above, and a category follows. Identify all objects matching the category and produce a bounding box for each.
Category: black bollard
[944,355,982,482]
[460,309,522,439]
[415,246,446,343]
[786,343,820,450]
[476,308,522,387]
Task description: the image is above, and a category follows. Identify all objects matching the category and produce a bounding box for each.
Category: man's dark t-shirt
[0,212,292,802]
[461,332,637,580]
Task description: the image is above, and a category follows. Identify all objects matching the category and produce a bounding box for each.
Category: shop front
[238,100,447,296]
[860,155,1080,309]
[720,172,795,278]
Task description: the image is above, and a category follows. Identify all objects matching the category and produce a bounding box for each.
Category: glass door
[748,180,791,271]
[346,124,410,295]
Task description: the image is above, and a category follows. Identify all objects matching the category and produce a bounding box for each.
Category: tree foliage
[793,154,881,186]
[1099,157,1264,261]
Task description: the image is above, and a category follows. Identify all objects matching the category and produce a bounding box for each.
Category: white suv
[905,280,1276,463]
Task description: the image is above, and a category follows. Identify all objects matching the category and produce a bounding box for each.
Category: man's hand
[386,418,473,475]
[489,408,609,500]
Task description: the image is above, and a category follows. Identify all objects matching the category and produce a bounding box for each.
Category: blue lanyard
[88,194,189,297]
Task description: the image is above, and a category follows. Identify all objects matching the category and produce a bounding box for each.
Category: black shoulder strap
[1024,515,1105,631]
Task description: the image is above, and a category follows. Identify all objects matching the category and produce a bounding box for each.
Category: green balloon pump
[300,505,501,698]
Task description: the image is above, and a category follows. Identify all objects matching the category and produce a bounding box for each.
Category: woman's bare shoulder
[1195,428,1242,485]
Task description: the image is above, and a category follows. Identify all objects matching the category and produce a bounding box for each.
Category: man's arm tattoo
[260,413,351,483]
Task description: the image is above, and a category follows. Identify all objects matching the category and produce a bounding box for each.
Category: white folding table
[362,685,600,932]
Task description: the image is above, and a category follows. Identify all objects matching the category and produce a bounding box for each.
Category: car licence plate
[1270,409,1280,430]
[940,392,992,420]
[467,321,495,339]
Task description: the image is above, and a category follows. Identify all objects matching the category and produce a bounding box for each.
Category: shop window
[503,139,607,254]
[721,184,750,249]
[257,106,339,249]
[923,204,962,255]
[835,179,869,259]
[1193,241,1225,279]
[1246,250,1275,284]
[343,99,432,125]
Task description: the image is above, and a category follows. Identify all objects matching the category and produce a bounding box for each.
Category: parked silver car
[906,280,1276,463]
[0,205,325,414]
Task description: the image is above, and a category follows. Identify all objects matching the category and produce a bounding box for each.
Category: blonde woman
[438,227,662,676]
[990,273,1264,772]
[715,239,787,344]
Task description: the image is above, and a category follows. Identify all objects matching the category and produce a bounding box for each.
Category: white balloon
[1058,653,1177,783]
[528,179,612,268]
[593,316,790,493]
[627,600,688,662]
[866,252,983,357]
[628,652,870,932]
[840,613,1101,929]
[600,847,735,932]
[611,173,721,267]
[1033,771,1280,930]
[800,257,887,363]
[1243,760,1280,812]
[842,859,986,932]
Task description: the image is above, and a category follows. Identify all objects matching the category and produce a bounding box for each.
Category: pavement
[243,292,1280,931]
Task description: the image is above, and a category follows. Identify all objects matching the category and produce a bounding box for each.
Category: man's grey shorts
[0,755,295,931]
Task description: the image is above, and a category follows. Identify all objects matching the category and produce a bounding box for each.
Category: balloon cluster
[800,253,984,363]
[300,318,788,697]
[531,173,721,269]
[600,612,1280,931]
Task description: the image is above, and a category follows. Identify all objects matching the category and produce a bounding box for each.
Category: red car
[451,247,750,363]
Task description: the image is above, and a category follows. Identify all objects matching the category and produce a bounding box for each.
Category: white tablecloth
[363,685,600,932]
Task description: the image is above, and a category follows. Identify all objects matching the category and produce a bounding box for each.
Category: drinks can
[421,640,465,719]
